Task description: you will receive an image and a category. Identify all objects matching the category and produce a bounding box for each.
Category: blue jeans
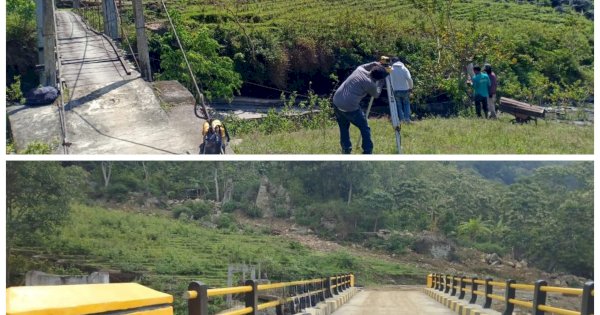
[394,90,411,122]
[334,106,373,154]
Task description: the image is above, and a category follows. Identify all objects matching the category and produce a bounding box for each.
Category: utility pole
[42,0,57,87]
[102,0,119,39]
[132,0,152,81]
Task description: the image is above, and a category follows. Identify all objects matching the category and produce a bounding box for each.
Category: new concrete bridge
[331,286,457,315]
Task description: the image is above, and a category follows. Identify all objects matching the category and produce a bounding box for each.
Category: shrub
[217,213,236,229]
[172,200,212,220]
[6,75,24,104]
[221,201,242,213]
[472,242,507,255]
[245,205,263,218]
[20,141,53,154]
[385,235,415,254]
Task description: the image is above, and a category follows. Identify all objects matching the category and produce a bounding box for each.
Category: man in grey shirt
[333,63,389,154]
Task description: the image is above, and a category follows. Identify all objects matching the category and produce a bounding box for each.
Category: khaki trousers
[488,94,497,118]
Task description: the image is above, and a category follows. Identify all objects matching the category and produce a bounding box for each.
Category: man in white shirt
[390,57,414,123]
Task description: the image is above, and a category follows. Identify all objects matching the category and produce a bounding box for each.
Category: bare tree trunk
[223,178,233,203]
[101,161,112,188]
[373,216,379,232]
[141,161,149,195]
[347,182,353,205]
[214,168,220,202]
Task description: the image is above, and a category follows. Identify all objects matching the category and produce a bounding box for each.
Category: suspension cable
[158,0,211,120]
[115,2,140,71]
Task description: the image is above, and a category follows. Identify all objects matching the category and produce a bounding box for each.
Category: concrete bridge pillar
[102,0,119,39]
[42,0,57,87]
[132,0,152,81]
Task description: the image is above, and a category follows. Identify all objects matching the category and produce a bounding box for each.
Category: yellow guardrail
[428,273,594,315]
[6,283,173,315]
[186,273,354,315]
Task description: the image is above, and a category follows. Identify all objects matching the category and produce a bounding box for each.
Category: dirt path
[332,286,456,315]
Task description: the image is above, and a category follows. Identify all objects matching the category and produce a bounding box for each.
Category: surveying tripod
[361,75,402,154]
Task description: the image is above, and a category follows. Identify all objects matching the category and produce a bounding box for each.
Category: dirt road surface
[332,286,455,315]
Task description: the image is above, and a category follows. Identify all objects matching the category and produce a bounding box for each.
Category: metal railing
[428,273,594,315]
[185,274,354,315]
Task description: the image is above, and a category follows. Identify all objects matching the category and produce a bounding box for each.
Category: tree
[155,11,242,101]
[7,162,86,241]
[6,162,86,282]
[457,217,492,242]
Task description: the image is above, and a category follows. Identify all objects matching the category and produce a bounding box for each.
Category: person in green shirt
[471,65,491,118]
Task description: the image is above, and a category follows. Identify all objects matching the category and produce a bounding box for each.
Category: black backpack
[199,120,230,154]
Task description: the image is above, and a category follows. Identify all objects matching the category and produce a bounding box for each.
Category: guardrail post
[276,303,284,315]
[290,284,298,313]
[483,278,493,308]
[299,284,305,310]
[320,279,326,302]
[245,280,258,315]
[333,276,339,295]
[469,277,478,304]
[532,280,547,315]
[325,276,333,298]
[451,275,457,296]
[445,275,451,293]
[308,283,315,307]
[503,279,516,315]
[432,273,437,289]
[438,274,444,291]
[435,274,440,290]
[187,281,208,315]
[581,281,594,315]
[458,276,466,300]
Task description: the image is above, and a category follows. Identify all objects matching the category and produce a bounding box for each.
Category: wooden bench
[498,97,545,124]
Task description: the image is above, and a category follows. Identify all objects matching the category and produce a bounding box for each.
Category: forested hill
[8,162,593,279]
[7,0,594,118]
[145,0,593,115]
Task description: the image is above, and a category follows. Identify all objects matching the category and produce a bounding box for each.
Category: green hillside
[8,204,423,313]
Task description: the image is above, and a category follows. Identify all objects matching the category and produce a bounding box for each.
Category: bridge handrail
[186,273,354,315]
[428,273,594,315]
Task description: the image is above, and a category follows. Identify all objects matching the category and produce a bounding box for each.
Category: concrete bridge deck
[9,10,206,154]
[331,286,456,315]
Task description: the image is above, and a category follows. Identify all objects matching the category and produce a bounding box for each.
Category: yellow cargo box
[6,283,173,315]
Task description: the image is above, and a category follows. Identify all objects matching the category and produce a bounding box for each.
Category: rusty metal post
[483,278,493,308]
[245,279,257,315]
[187,281,208,315]
[503,279,516,315]
[450,276,457,296]
[325,276,333,298]
[532,280,547,315]
[469,277,478,304]
[333,276,338,295]
[581,281,594,315]
[458,276,466,299]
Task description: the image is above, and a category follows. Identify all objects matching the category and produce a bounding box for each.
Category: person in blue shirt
[470,65,491,118]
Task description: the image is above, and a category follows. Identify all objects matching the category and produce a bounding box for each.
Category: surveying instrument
[359,56,402,154]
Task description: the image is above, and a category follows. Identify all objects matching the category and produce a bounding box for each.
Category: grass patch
[231,115,593,154]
